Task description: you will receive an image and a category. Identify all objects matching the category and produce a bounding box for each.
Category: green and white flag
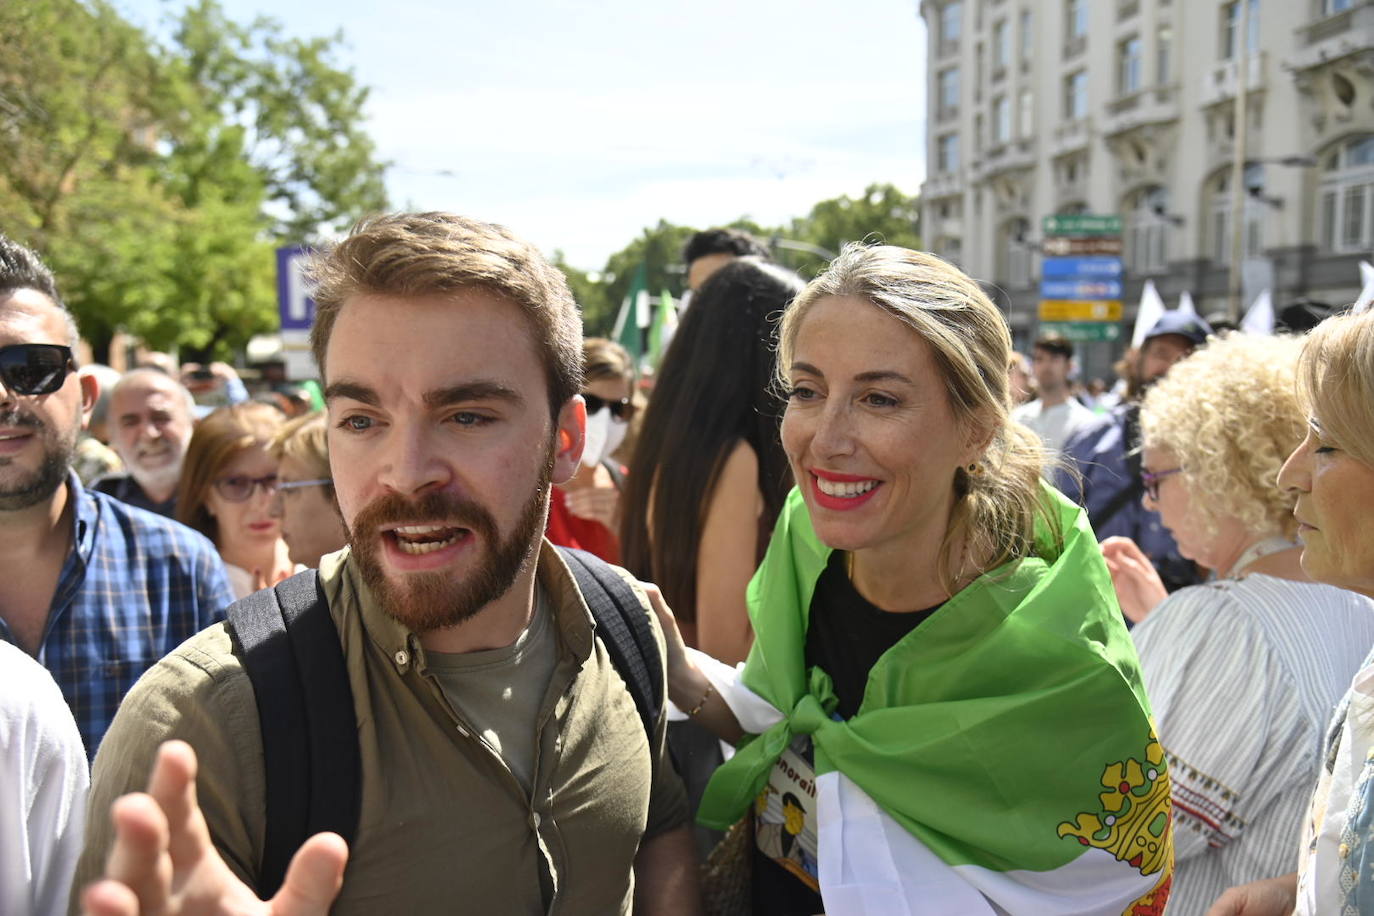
[699,485,1174,914]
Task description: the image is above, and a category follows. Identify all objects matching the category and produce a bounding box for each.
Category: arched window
[1319,136,1374,253]
[1123,185,1171,275]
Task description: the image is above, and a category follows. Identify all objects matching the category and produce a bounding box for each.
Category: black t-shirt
[751,551,941,914]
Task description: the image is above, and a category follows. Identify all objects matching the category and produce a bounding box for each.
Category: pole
[1227,0,1250,325]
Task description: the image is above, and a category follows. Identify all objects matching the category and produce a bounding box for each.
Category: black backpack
[226,547,662,897]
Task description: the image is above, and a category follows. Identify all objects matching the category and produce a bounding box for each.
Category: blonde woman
[1103,333,1374,913]
[651,245,1173,914]
[1206,309,1374,915]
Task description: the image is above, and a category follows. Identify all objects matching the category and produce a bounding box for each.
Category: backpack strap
[557,547,662,745]
[227,571,360,898]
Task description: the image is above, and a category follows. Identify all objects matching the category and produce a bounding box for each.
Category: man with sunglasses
[0,235,235,758]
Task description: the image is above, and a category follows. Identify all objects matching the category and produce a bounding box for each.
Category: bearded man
[0,236,234,758]
[74,213,699,916]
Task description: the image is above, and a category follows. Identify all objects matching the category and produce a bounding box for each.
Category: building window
[1209,169,1266,262]
[993,95,1011,144]
[937,133,961,174]
[1117,36,1142,95]
[1322,0,1352,15]
[1221,0,1260,60]
[1157,26,1172,85]
[1066,0,1087,41]
[1018,88,1034,139]
[1319,135,1374,253]
[992,19,1009,72]
[1064,70,1087,120]
[1019,10,1033,61]
[939,1,962,46]
[940,236,964,266]
[1000,217,1033,288]
[938,67,961,118]
[1124,186,1171,274]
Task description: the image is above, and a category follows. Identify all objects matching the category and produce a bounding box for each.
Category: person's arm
[693,440,762,666]
[1203,873,1297,916]
[632,825,702,916]
[80,741,346,916]
[640,582,744,745]
[1100,536,1168,623]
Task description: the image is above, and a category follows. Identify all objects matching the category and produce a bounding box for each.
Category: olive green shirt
[74,542,688,914]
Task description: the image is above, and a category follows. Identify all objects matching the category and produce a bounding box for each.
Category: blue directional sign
[277,246,316,332]
[1041,256,1124,279]
[1040,279,1124,299]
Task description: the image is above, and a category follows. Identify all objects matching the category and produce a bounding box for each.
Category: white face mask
[603,415,629,463]
[580,407,611,470]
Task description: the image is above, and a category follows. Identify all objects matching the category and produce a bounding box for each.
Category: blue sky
[118,0,927,271]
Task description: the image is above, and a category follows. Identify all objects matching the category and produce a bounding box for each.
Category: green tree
[600,220,698,331]
[782,182,921,278]
[552,251,615,338]
[0,0,388,358]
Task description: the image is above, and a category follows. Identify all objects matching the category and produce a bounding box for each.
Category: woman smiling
[650,244,1172,914]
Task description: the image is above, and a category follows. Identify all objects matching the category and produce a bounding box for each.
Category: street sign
[1039,300,1123,322]
[1042,214,1123,236]
[1042,257,1123,279]
[277,246,316,332]
[1040,279,1123,300]
[1039,321,1122,342]
[1041,236,1124,257]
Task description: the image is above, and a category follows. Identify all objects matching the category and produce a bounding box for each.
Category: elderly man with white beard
[92,368,196,518]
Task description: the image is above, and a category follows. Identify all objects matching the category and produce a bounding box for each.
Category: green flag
[613,263,648,362]
[700,484,1172,903]
[648,288,678,370]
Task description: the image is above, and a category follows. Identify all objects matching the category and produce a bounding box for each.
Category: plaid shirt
[0,474,234,757]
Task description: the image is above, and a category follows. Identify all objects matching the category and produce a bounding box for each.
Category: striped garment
[1131,573,1374,915]
[0,474,234,758]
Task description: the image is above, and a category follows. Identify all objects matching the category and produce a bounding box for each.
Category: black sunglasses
[582,393,635,421]
[0,344,77,396]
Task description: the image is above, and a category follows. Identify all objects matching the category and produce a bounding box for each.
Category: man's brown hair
[308,212,583,416]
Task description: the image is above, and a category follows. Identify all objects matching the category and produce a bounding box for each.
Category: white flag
[1176,290,1197,317]
[1131,280,1166,348]
[1356,262,1374,314]
[1241,289,1274,336]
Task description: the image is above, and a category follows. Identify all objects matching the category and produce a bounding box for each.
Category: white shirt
[0,641,89,916]
[1131,575,1374,914]
[1013,397,1097,454]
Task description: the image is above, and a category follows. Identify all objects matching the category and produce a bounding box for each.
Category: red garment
[545,485,620,564]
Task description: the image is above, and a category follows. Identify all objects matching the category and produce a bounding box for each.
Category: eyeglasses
[582,393,635,421]
[1141,467,1182,501]
[0,344,77,396]
[213,473,279,503]
[269,477,331,511]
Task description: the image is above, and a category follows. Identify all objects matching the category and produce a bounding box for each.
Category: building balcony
[935,104,960,125]
[1102,84,1180,137]
[1050,118,1092,158]
[922,171,966,200]
[978,138,1036,179]
[1287,1,1374,72]
[1118,0,1139,20]
[936,37,961,60]
[1065,34,1086,59]
[1200,51,1267,108]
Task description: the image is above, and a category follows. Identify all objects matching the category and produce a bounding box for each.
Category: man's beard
[349,448,554,634]
[0,409,74,511]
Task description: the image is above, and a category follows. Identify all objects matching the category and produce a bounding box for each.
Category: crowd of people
[2,214,1373,916]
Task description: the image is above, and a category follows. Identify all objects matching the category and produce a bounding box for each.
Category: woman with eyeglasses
[267,411,348,569]
[648,245,1170,914]
[544,337,635,563]
[1098,332,1374,913]
[175,403,294,599]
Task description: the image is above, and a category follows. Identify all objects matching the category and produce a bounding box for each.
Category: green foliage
[551,251,615,338]
[0,0,387,359]
[601,221,699,325]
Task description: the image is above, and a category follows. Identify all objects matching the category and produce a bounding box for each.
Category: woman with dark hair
[620,257,803,666]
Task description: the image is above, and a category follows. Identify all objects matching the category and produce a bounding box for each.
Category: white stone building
[919,0,1374,370]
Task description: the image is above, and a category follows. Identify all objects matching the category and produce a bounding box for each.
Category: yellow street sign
[1038,300,1123,322]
